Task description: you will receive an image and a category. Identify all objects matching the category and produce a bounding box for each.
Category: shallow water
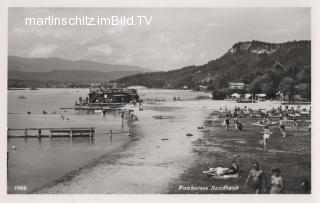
[7,88,130,194]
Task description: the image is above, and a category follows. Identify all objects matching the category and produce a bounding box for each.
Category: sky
[8,8,310,71]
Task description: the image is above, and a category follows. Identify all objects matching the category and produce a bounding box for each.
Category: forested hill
[116,40,311,99]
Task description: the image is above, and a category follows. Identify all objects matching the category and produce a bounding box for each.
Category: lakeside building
[228,82,245,90]
[76,87,140,106]
[88,88,140,104]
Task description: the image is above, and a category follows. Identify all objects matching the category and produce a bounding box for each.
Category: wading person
[244,162,266,194]
[270,168,283,194]
[279,117,286,137]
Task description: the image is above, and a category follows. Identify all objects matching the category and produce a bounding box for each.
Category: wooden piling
[90,128,93,137]
[70,129,73,137]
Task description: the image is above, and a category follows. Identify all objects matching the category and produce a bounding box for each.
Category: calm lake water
[7,88,212,194]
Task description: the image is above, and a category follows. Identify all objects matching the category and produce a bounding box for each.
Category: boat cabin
[87,88,140,104]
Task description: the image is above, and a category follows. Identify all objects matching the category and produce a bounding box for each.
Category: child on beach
[269,168,283,194]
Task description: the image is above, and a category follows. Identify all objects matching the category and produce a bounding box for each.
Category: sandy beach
[169,110,311,194]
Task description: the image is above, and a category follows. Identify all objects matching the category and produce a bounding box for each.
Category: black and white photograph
[1,1,318,200]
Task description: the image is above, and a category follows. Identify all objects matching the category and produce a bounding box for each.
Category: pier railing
[8,128,136,139]
[8,127,95,138]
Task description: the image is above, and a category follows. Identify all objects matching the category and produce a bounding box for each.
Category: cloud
[28,44,58,57]
[87,44,113,57]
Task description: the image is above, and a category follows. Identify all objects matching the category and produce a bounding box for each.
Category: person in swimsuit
[279,117,286,137]
[120,112,125,123]
[245,162,266,194]
[234,116,239,131]
[293,115,298,127]
[224,115,230,131]
[270,168,283,194]
[262,126,272,149]
[223,161,239,175]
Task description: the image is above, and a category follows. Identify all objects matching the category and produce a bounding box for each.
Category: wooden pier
[60,105,134,114]
[8,127,95,138]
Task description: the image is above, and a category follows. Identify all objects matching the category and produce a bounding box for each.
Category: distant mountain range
[8,56,150,72]
[116,40,311,99]
[8,56,151,84]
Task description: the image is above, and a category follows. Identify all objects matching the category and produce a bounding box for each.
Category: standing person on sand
[120,112,125,123]
[293,114,298,127]
[279,117,286,137]
[269,168,284,194]
[244,162,267,194]
[234,115,239,131]
[262,126,272,149]
[224,115,230,131]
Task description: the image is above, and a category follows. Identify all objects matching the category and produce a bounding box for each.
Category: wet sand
[36,101,209,193]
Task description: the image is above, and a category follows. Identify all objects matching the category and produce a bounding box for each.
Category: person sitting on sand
[279,117,286,137]
[223,161,239,175]
[245,162,267,194]
[270,168,283,194]
[262,126,272,149]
